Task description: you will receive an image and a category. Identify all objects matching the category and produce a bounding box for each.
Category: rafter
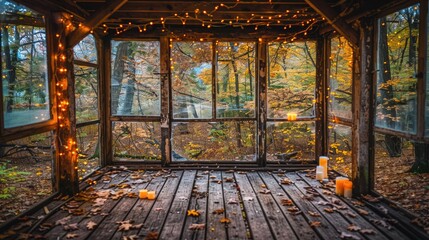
[304,0,358,47]
[66,0,128,48]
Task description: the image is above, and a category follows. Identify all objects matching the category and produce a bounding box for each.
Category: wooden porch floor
[1,168,428,240]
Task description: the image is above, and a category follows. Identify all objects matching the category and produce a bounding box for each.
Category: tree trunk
[229,43,242,147]
[379,17,401,157]
[410,142,429,173]
[111,42,129,115]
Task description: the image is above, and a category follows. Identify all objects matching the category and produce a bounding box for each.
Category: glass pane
[1,2,50,128]
[73,34,97,63]
[172,121,256,161]
[77,124,100,180]
[216,42,255,118]
[111,41,160,116]
[374,133,429,217]
[112,121,161,161]
[75,65,98,123]
[267,121,315,161]
[268,41,316,118]
[0,131,54,221]
[328,124,352,176]
[171,42,212,119]
[329,37,352,119]
[376,5,419,133]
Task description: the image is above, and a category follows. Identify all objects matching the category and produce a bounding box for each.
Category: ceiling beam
[304,0,358,46]
[67,0,128,48]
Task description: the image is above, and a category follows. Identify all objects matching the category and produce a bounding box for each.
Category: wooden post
[257,41,267,166]
[160,36,171,166]
[352,17,375,195]
[315,36,329,159]
[98,36,110,166]
[417,0,428,139]
[52,12,79,195]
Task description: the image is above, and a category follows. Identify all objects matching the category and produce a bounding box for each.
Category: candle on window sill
[316,166,324,181]
[319,156,329,179]
[287,113,297,121]
[147,191,156,200]
[335,177,348,196]
[343,180,353,198]
[139,189,148,199]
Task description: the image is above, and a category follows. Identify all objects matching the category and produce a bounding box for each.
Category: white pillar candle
[319,156,329,179]
[316,166,324,181]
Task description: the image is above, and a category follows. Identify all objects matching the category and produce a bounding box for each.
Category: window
[376,5,419,133]
[111,41,160,116]
[1,0,50,129]
[267,41,316,161]
[329,36,353,120]
[73,35,100,179]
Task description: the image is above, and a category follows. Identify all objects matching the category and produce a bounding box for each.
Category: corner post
[160,36,171,166]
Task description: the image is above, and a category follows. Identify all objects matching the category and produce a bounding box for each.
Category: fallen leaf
[310,221,321,227]
[145,231,158,240]
[55,216,71,226]
[261,184,267,188]
[340,232,360,239]
[360,229,376,235]
[189,224,205,230]
[287,206,300,212]
[117,220,142,231]
[66,233,78,239]
[259,189,271,194]
[155,208,163,211]
[93,198,107,207]
[63,223,79,231]
[347,224,361,232]
[243,197,254,201]
[378,206,389,215]
[228,198,238,204]
[362,194,382,203]
[220,217,231,224]
[224,177,234,182]
[281,178,293,185]
[96,190,110,198]
[281,198,294,206]
[127,192,138,198]
[123,235,139,240]
[357,209,369,215]
[308,211,321,217]
[39,222,54,232]
[322,190,333,195]
[324,208,334,213]
[212,209,225,215]
[346,211,357,218]
[187,209,200,217]
[369,219,391,230]
[317,200,332,206]
[87,221,97,230]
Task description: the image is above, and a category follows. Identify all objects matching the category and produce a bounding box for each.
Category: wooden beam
[304,0,358,47]
[66,0,128,48]
[257,41,267,166]
[351,18,375,195]
[160,36,171,166]
[315,36,328,159]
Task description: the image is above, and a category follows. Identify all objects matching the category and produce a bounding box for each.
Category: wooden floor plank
[296,171,401,240]
[206,171,227,240]
[137,170,184,239]
[271,172,342,240]
[246,171,299,240]
[111,171,168,239]
[259,171,319,240]
[181,170,209,240]
[42,170,131,240]
[159,170,196,239]
[234,172,275,240]
[222,171,248,240]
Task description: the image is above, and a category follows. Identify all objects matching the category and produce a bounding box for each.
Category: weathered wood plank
[271,172,341,240]
[137,170,184,238]
[295,172,390,240]
[234,172,274,240]
[222,171,248,240]
[181,170,209,240]
[259,172,319,240]
[246,171,298,239]
[288,173,367,240]
[206,171,227,240]
[112,171,168,239]
[159,170,196,239]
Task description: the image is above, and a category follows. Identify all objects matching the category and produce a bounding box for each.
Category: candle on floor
[343,180,353,198]
[319,156,329,179]
[147,191,156,200]
[287,113,297,121]
[139,189,148,199]
[316,166,324,181]
[335,177,348,196]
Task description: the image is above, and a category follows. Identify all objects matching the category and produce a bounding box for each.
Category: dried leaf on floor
[287,206,300,212]
[324,208,334,213]
[212,209,225,215]
[189,224,205,230]
[281,198,294,206]
[360,229,376,235]
[308,211,321,217]
[310,221,321,227]
[346,211,357,218]
[145,231,158,240]
[243,197,254,201]
[86,221,97,230]
[259,189,271,194]
[228,198,238,204]
[340,232,360,239]
[347,224,361,232]
[66,233,79,239]
[63,223,79,231]
[357,209,369,215]
[117,220,143,231]
[55,216,71,226]
[93,198,107,207]
[123,235,139,240]
[187,209,200,217]
[281,178,293,185]
[220,217,231,224]
[224,177,234,182]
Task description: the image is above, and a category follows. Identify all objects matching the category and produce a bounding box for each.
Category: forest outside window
[1,0,50,129]
[267,41,316,162]
[375,4,419,134]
